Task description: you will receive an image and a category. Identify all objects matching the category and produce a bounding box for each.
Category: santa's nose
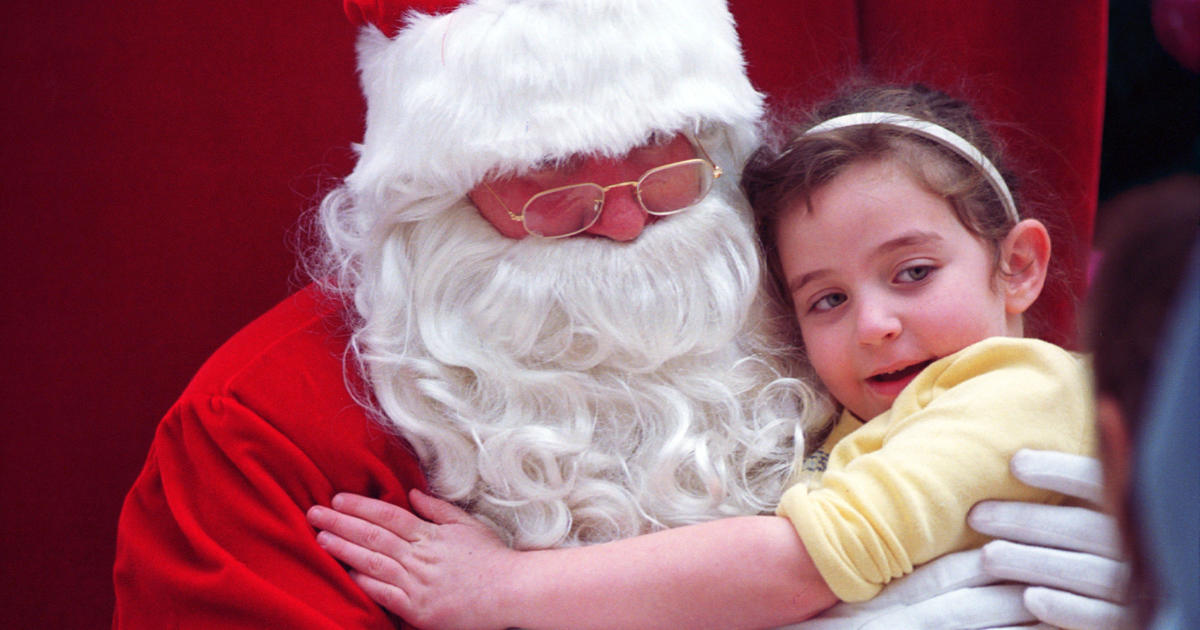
[583,183,651,242]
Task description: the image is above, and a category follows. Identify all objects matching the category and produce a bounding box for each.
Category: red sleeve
[113,288,428,628]
[113,393,422,629]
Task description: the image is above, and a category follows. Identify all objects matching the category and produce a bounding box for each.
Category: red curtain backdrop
[0,2,1105,628]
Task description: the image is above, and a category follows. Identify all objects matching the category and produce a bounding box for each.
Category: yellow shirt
[776,337,1096,602]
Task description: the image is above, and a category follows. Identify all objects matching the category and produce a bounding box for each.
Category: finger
[981,540,1129,601]
[968,500,1122,558]
[409,488,477,525]
[795,574,1026,630]
[1010,449,1104,504]
[316,530,409,587]
[308,504,410,555]
[865,548,998,607]
[330,493,434,542]
[862,584,1036,630]
[349,570,415,619]
[1023,586,1135,630]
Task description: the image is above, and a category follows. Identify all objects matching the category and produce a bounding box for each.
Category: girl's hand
[307,489,519,630]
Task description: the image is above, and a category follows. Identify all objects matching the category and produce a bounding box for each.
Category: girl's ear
[999,219,1051,316]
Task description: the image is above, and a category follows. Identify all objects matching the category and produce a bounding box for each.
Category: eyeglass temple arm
[472,180,520,222]
[481,181,524,222]
[690,135,723,180]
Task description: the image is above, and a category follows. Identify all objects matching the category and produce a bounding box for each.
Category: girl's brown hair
[743,82,1060,341]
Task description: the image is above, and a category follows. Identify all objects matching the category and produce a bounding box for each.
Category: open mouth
[869,359,934,383]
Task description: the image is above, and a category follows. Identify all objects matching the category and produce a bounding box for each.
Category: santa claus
[114,1,1131,628]
[317,0,827,552]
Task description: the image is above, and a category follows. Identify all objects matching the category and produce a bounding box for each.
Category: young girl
[306,84,1097,629]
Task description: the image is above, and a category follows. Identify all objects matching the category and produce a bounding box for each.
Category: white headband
[804,111,1019,222]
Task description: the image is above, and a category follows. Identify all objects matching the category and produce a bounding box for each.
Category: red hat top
[344,0,464,37]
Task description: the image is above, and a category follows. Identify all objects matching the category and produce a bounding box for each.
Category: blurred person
[1088,175,1200,629]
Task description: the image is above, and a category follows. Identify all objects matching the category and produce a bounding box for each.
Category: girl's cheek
[802,333,839,382]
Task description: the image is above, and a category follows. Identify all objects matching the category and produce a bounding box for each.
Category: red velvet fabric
[112,286,426,629]
[3,2,1104,628]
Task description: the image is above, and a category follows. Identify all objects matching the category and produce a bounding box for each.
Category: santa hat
[342,0,764,204]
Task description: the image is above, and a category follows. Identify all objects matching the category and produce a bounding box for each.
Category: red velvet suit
[113,286,425,629]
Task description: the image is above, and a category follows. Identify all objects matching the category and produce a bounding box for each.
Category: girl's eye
[896,264,934,283]
[810,292,847,313]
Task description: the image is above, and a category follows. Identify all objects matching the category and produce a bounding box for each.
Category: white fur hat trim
[346,0,763,205]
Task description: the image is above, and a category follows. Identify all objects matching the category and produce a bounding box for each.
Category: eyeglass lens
[638,160,714,215]
[524,160,715,237]
[523,185,605,238]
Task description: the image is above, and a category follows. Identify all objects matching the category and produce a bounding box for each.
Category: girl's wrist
[492,547,563,630]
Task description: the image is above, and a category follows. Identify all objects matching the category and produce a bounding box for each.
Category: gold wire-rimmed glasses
[481,136,723,238]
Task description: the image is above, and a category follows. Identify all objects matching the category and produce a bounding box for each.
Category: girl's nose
[855,300,902,346]
[583,183,651,242]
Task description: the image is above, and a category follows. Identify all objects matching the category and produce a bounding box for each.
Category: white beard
[338,177,830,550]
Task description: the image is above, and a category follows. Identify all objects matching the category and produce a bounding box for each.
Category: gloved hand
[778,547,1046,629]
[969,449,1134,630]
[778,450,1133,630]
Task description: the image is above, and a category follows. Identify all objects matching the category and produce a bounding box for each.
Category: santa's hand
[968,449,1135,630]
[782,450,1135,630]
[307,489,517,630]
[778,547,1050,629]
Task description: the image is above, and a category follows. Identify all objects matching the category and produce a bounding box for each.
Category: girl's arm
[307,489,837,630]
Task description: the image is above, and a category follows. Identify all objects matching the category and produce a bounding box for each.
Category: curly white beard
[322,172,830,550]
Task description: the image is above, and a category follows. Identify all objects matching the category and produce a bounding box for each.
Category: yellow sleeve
[776,337,1096,602]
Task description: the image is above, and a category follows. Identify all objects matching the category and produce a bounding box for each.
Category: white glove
[779,450,1133,630]
[968,449,1135,630]
[777,547,1048,629]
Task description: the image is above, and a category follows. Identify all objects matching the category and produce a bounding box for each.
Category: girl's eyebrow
[873,231,944,256]
[788,268,830,297]
[786,231,944,296]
